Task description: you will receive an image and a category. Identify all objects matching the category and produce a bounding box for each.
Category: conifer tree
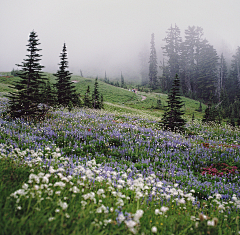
[179,26,203,95]
[226,47,240,103]
[196,41,218,102]
[100,94,104,109]
[54,43,79,108]
[162,24,182,91]
[121,72,125,88]
[92,78,101,109]
[162,74,186,132]
[42,80,56,107]
[7,30,48,119]
[202,103,216,123]
[84,85,92,108]
[149,33,158,88]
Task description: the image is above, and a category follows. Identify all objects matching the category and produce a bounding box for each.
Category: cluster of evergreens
[7,31,103,120]
[103,71,127,89]
[147,24,240,125]
[83,79,104,109]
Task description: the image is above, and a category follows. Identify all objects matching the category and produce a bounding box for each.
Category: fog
[1,0,240,80]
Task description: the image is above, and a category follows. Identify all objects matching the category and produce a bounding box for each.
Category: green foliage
[202,103,217,123]
[54,43,79,109]
[149,33,158,88]
[92,78,103,109]
[196,41,219,102]
[120,72,125,88]
[6,31,49,120]
[162,24,182,91]
[84,85,92,108]
[162,74,186,132]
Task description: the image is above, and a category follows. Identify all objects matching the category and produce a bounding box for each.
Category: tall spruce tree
[219,53,228,91]
[227,47,240,103]
[196,40,218,102]
[139,45,149,86]
[84,85,92,108]
[149,33,158,88]
[54,43,79,108]
[92,78,101,109]
[42,80,56,107]
[162,74,186,132]
[179,26,203,95]
[121,71,125,88]
[162,24,182,92]
[7,30,48,119]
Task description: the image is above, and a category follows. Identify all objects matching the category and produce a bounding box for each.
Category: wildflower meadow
[0,97,239,235]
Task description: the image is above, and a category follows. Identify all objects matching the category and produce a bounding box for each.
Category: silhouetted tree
[226,47,240,103]
[162,74,186,132]
[7,30,48,119]
[92,78,102,109]
[202,103,216,122]
[84,85,92,108]
[54,43,79,108]
[42,80,56,107]
[121,71,125,88]
[162,24,182,91]
[179,26,203,95]
[149,33,158,88]
[196,40,218,102]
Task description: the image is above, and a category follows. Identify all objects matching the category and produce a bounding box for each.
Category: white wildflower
[151,226,157,233]
[160,206,169,213]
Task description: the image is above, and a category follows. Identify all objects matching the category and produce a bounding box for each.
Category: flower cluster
[201,163,239,177]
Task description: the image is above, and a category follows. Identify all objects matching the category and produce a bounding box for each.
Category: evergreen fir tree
[92,78,101,109]
[7,30,48,119]
[179,26,203,95]
[54,43,79,108]
[84,85,92,108]
[219,53,228,93]
[192,113,195,123]
[149,33,158,88]
[156,96,162,109]
[202,103,216,123]
[42,80,56,108]
[226,47,240,103]
[100,94,104,109]
[121,72,125,88]
[104,71,108,83]
[139,45,149,86]
[196,41,218,102]
[162,24,182,91]
[162,74,186,132]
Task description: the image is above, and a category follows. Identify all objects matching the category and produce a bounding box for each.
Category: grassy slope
[0,72,206,120]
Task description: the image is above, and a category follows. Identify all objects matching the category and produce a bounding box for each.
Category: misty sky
[1,0,240,79]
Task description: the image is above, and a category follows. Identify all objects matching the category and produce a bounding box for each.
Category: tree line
[147,24,240,125]
[7,31,103,120]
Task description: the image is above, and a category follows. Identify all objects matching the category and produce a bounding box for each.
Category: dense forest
[141,24,240,125]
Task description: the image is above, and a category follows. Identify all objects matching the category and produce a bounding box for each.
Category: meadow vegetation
[0,94,239,234]
[0,73,206,120]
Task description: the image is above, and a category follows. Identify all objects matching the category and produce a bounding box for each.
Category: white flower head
[151,226,157,233]
[160,206,169,213]
[207,220,215,226]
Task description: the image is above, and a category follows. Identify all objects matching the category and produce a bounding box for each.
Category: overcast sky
[1,0,240,79]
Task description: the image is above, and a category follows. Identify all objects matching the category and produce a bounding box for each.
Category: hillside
[0,72,206,120]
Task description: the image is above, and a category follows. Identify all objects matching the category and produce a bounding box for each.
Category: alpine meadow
[1,5,240,234]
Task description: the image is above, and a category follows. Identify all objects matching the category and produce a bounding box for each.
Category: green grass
[0,72,206,120]
[0,107,239,235]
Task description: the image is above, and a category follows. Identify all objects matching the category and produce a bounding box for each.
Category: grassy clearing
[0,72,206,121]
[0,97,239,234]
